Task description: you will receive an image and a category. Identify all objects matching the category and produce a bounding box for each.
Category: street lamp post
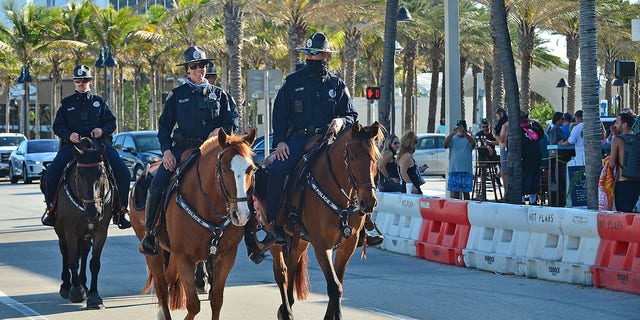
[556,78,569,113]
[391,40,403,135]
[380,2,413,135]
[612,78,624,111]
[94,47,104,97]
[16,65,33,138]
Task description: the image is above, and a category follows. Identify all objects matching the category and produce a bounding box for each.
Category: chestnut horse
[265,122,382,320]
[130,129,256,320]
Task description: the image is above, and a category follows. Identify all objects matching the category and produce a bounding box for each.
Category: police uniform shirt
[158,82,238,153]
[272,69,357,146]
[53,91,116,142]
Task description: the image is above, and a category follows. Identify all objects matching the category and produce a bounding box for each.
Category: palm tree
[222,0,247,132]
[553,3,579,114]
[492,0,522,203]
[580,0,599,210]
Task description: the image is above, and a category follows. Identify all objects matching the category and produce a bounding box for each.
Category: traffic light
[366,86,381,100]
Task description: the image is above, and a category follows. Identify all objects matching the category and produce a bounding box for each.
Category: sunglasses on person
[482,125,489,128]
[303,49,321,56]
[188,62,208,70]
[392,141,400,145]
[73,78,90,84]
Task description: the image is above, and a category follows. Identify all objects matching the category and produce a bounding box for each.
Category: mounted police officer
[246,32,386,263]
[205,61,218,85]
[139,46,239,256]
[41,64,131,229]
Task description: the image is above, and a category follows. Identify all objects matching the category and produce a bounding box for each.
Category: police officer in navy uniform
[41,65,131,229]
[205,61,218,85]
[139,46,239,256]
[246,32,370,262]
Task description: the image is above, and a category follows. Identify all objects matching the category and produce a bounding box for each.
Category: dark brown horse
[131,129,256,320]
[51,138,114,309]
[264,122,382,320]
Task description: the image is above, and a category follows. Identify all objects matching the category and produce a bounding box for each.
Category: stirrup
[139,231,158,256]
[114,208,131,229]
[41,208,55,227]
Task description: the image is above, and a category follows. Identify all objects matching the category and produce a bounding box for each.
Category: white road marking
[362,307,420,320]
[0,289,48,320]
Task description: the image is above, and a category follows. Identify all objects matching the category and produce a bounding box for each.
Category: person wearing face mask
[244,32,361,263]
[445,120,475,200]
[41,64,131,229]
[139,46,238,256]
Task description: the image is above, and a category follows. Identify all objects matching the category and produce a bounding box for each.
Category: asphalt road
[0,179,638,320]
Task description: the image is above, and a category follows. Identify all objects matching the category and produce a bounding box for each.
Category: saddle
[130,148,200,213]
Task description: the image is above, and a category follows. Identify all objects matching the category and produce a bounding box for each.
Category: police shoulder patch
[93,101,100,107]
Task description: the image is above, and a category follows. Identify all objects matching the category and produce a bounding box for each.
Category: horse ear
[244,128,256,146]
[351,122,362,135]
[367,122,380,139]
[218,128,227,147]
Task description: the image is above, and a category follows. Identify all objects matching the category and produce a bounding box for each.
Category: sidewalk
[420,176,447,198]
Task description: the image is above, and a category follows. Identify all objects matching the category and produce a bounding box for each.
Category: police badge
[328,89,336,98]
[208,92,217,100]
[93,101,100,108]
[193,50,201,60]
[306,39,312,48]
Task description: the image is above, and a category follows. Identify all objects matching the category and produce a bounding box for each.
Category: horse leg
[66,234,86,303]
[209,245,238,320]
[270,246,292,320]
[195,261,207,294]
[330,236,360,320]
[176,255,200,320]
[56,233,71,299]
[147,254,172,320]
[79,238,91,293]
[286,241,310,308]
[86,232,107,310]
[313,247,342,320]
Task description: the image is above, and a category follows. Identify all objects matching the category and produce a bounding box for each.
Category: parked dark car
[113,131,162,181]
[252,133,275,163]
[8,139,58,184]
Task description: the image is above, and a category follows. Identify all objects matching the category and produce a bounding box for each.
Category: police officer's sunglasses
[188,62,208,70]
[303,49,321,56]
[73,78,90,84]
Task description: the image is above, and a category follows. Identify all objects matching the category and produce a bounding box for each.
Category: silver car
[413,133,448,177]
[0,133,27,178]
[9,139,59,184]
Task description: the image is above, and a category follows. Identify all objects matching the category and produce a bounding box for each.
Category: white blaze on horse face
[230,154,252,225]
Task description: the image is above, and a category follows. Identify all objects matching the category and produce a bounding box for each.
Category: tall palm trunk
[133,67,140,131]
[403,38,417,133]
[491,6,504,114]
[484,61,494,117]
[224,0,245,132]
[605,60,614,112]
[493,0,522,203]
[34,81,40,139]
[4,85,10,133]
[149,67,158,131]
[580,0,600,210]
[518,27,534,112]
[343,27,362,96]
[427,55,441,133]
[472,64,482,124]
[566,33,579,114]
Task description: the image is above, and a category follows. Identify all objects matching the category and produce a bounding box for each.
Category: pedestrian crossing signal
[366,86,381,100]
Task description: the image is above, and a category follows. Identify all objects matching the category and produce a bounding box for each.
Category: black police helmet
[206,62,217,76]
[296,32,337,53]
[73,65,93,79]
[176,46,213,66]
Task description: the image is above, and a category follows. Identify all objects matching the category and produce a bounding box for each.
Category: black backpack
[620,134,640,179]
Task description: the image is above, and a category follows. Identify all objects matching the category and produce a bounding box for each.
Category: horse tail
[168,277,186,310]
[294,249,310,301]
[141,273,153,295]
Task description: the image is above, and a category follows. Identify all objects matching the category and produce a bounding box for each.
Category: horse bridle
[67,160,111,213]
[343,141,377,191]
[214,148,251,214]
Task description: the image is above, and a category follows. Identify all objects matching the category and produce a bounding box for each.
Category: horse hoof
[86,293,104,310]
[68,286,86,303]
[59,286,69,299]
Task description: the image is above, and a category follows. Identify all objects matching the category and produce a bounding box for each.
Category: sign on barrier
[415,197,470,266]
[374,192,423,256]
[463,202,530,275]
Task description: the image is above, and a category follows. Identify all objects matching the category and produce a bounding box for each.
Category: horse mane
[199,134,254,159]
[337,123,383,161]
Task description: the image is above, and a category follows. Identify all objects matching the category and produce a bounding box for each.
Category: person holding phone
[445,119,475,200]
[398,131,427,194]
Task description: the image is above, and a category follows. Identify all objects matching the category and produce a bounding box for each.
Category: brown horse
[130,129,256,320]
[264,122,382,320]
[51,138,114,309]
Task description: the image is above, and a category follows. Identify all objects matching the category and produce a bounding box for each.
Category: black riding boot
[139,190,161,256]
[359,214,384,247]
[113,207,132,229]
[244,216,284,265]
[41,204,56,227]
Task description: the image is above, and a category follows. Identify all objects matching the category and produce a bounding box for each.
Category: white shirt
[567,122,584,158]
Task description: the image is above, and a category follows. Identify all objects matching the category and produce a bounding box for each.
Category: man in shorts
[444,119,475,199]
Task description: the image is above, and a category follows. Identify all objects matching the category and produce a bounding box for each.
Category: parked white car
[0,133,27,178]
[9,139,58,184]
[413,133,448,177]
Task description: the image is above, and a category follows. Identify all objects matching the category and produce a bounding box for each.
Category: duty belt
[295,127,324,137]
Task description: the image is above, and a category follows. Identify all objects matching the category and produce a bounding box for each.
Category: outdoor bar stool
[472,160,503,201]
